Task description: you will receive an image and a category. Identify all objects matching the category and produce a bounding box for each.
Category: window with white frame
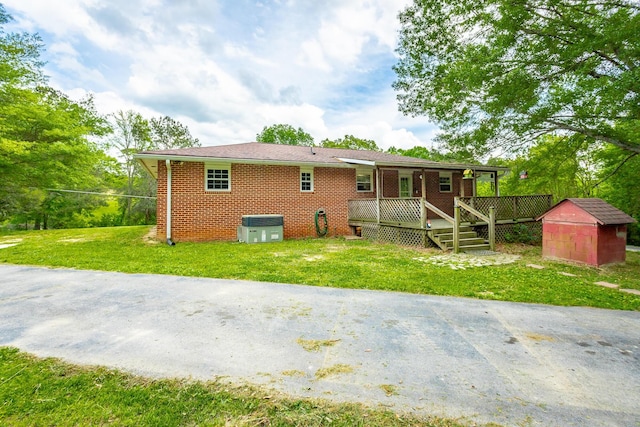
[439,172,452,193]
[300,167,314,192]
[356,169,373,192]
[205,163,231,191]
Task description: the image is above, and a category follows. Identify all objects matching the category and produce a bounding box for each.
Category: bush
[504,224,539,245]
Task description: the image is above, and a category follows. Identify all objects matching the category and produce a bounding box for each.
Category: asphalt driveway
[0,264,639,426]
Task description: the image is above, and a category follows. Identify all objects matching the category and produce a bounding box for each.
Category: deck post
[453,205,460,253]
[375,167,381,223]
[489,206,496,251]
[420,169,427,229]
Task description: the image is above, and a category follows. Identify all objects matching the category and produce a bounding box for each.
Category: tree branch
[547,120,640,154]
[592,152,639,188]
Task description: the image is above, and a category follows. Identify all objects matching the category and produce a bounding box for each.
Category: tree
[499,135,598,200]
[256,124,314,146]
[393,0,640,158]
[320,135,380,151]
[108,110,152,224]
[593,146,640,243]
[150,116,200,150]
[387,145,477,163]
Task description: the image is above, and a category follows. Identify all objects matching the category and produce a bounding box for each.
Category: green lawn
[1,226,638,426]
[0,347,462,427]
[1,225,639,311]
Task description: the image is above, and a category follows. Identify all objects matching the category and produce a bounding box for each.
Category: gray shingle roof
[562,198,635,225]
[136,142,503,171]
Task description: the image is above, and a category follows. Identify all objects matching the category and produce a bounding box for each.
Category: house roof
[135,142,508,178]
[538,198,636,225]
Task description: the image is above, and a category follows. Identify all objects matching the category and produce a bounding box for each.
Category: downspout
[165,159,176,246]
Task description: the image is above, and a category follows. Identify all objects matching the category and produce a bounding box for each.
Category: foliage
[393,0,640,157]
[499,135,599,200]
[1,227,639,310]
[387,145,477,163]
[150,115,200,150]
[594,146,640,244]
[503,224,539,245]
[0,347,459,427]
[256,123,314,146]
[320,135,380,151]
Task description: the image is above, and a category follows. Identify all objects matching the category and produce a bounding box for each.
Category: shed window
[439,172,452,193]
[205,163,231,191]
[300,167,313,192]
[356,170,373,192]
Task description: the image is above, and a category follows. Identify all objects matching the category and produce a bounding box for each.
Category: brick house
[135,142,505,243]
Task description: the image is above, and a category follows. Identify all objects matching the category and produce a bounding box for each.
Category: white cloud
[2,0,438,151]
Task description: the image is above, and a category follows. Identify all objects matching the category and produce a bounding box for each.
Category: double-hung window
[300,167,314,192]
[356,169,373,192]
[438,172,452,193]
[205,163,231,191]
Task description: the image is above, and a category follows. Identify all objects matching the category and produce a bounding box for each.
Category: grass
[0,226,639,311]
[0,347,463,427]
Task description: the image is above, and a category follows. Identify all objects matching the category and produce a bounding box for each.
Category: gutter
[165,159,176,246]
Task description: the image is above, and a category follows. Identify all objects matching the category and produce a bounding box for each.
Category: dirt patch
[143,227,159,245]
[414,252,520,270]
[58,238,91,243]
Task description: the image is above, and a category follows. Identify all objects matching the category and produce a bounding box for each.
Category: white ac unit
[237,215,284,243]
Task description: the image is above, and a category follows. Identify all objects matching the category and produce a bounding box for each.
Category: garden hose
[315,209,328,237]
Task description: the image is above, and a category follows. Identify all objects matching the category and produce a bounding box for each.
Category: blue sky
[3,0,439,149]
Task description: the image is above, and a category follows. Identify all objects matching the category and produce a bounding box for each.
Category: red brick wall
[423,171,471,218]
[542,222,627,266]
[156,161,374,242]
[596,225,627,266]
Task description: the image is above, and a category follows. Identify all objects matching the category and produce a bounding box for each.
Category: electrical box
[237,215,284,243]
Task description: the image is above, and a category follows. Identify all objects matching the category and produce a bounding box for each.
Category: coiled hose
[315,209,328,237]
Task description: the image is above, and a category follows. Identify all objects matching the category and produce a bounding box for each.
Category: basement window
[205,163,231,191]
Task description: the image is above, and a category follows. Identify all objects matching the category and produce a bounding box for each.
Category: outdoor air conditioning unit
[237,215,284,243]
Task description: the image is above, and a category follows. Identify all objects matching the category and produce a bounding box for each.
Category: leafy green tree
[393,0,640,157]
[594,147,640,243]
[150,116,200,150]
[108,110,153,225]
[320,135,380,151]
[0,5,111,229]
[256,124,314,146]
[499,135,598,200]
[387,145,477,163]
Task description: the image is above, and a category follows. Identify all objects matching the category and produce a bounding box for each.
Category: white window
[300,167,314,192]
[439,172,452,193]
[205,163,231,191]
[356,169,373,192]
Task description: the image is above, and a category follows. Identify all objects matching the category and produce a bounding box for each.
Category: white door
[399,174,412,198]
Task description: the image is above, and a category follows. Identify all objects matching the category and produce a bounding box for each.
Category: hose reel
[315,208,328,237]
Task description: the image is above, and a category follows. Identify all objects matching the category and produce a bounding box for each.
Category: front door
[399,174,412,198]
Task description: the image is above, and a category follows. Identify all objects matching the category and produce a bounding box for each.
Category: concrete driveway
[0,264,639,426]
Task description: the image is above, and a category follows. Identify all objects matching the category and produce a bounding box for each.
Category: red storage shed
[537,198,636,267]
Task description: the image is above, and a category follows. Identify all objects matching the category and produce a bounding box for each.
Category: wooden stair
[427,226,490,252]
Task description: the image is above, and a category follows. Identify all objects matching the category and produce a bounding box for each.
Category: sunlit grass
[0,226,639,310]
[0,347,462,427]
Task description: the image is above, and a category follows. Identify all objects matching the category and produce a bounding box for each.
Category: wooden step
[441,238,487,248]
[460,243,491,251]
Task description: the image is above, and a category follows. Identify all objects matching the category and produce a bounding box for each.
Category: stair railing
[455,198,495,252]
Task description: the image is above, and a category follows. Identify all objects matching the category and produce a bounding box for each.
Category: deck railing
[457,195,552,222]
[348,195,552,225]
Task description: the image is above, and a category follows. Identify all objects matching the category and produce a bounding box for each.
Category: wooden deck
[348,195,552,251]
